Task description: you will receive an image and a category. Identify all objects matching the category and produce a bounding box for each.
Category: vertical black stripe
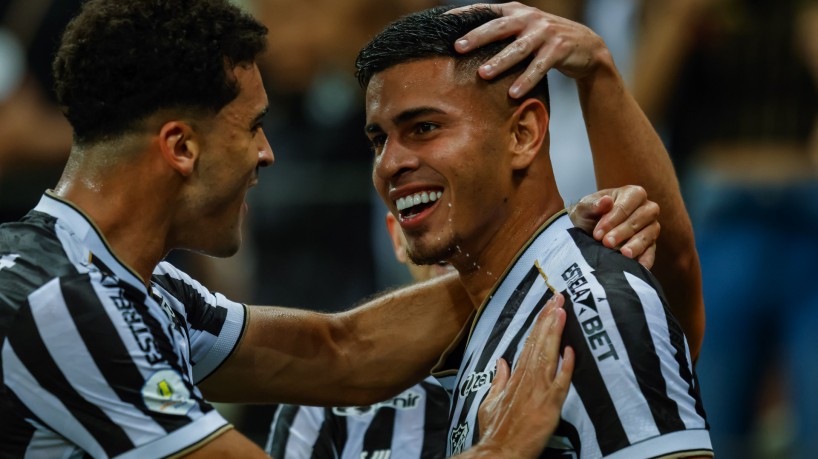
[561,295,630,455]
[125,283,213,416]
[420,382,448,459]
[667,315,708,425]
[269,404,300,459]
[7,300,134,456]
[152,272,227,336]
[327,408,347,458]
[0,388,39,458]
[60,276,206,431]
[543,420,582,458]
[361,407,396,456]
[593,269,686,434]
[451,266,541,441]
[504,289,554,368]
[569,228,700,432]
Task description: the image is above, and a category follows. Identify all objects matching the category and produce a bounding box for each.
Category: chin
[406,240,456,267]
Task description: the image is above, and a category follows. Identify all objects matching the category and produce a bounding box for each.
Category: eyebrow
[364,106,446,135]
[251,106,269,127]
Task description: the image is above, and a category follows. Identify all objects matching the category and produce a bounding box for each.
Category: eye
[414,122,438,135]
[369,134,387,154]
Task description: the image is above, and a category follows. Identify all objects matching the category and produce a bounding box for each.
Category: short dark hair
[355,6,549,111]
[53,0,268,144]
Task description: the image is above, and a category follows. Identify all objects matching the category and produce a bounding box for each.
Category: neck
[454,189,564,308]
[54,146,179,286]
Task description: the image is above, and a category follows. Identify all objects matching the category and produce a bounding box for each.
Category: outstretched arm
[449,3,704,358]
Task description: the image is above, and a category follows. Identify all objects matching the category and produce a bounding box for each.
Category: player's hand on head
[447,2,607,98]
[472,293,574,458]
[569,186,660,269]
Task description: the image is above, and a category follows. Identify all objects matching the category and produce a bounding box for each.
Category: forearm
[576,55,704,357]
[334,272,473,401]
[201,273,473,405]
[631,0,701,120]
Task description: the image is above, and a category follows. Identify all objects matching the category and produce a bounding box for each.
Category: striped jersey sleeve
[151,261,247,384]
[266,378,450,459]
[1,196,235,458]
[441,213,711,458]
[3,270,229,458]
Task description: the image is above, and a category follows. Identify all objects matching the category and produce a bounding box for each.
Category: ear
[157,121,200,176]
[385,212,409,264]
[508,98,549,171]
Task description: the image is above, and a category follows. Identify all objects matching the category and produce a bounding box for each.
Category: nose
[258,129,274,167]
[373,137,418,183]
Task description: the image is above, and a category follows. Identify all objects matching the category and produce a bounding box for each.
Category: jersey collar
[34,191,148,293]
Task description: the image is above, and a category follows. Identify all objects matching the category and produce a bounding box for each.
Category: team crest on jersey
[142,369,195,416]
[450,423,470,455]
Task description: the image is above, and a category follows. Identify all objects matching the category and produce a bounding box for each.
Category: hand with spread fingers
[447,2,608,98]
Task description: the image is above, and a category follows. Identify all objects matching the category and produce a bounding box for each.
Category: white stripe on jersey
[27,279,169,445]
[24,419,84,459]
[340,411,369,459]
[3,343,106,458]
[389,384,426,458]
[624,272,702,429]
[604,429,712,459]
[116,410,228,459]
[285,406,326,459]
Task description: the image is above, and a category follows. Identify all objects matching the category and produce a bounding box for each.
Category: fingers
[636,243,657,270]
[487,357,511,400]
[618,220,660,259]
[511,293,565,389]
[592,185,651,244]
[449,4,519,53]
[551,346,574,404]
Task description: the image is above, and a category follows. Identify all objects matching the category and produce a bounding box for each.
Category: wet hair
[53,0,268,145]
[355,5,549,111]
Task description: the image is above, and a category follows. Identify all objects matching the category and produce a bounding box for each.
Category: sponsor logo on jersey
[459,366,496,397]
[0,253,20,271]
[450,422,469,455]
[113,289,164,365]
[562,263,619,362]
[142,369,195,416]
[332,390,421,417]
[360,450,391,459]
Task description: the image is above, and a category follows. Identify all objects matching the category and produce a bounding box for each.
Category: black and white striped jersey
[433,211,712,459]
[266,377,449,459]
[0,193,247,458]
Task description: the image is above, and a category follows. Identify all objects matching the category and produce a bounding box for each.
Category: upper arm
[549,242,711,457]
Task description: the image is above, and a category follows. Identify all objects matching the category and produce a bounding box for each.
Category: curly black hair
[355,6,549,111]
[53,0,268,144]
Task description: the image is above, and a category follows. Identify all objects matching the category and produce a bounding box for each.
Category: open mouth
[396,190,442,220]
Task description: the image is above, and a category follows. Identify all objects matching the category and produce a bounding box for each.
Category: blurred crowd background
[1,0,816,457]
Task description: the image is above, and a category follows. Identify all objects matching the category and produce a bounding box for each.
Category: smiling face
[186,63,274,257]
[366,57,518,269]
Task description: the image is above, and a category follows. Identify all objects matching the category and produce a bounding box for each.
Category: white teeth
[396,190,442,211]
